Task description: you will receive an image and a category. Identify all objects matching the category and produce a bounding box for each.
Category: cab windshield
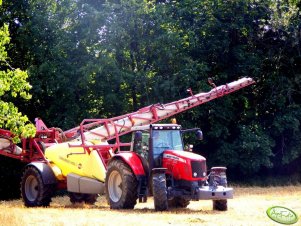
[152,130,183,155]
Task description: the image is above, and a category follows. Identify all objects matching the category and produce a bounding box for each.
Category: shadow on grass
[9,195,226,215]
[50,202,224,215]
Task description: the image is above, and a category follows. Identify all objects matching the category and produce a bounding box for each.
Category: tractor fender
[26,162,57,185]
[109,152,145,176]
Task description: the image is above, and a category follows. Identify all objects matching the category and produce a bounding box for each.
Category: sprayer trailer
[0,77,254,210]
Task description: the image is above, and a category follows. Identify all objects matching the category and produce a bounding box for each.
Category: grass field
[0,186,300,226]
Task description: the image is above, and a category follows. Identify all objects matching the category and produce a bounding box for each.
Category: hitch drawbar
[197,186,233,200]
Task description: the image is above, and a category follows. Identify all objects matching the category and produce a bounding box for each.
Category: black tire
[168,197,190,208]
[148,175,154,196]
[21,166,55,207]
[213,199,228,211]
[152,173,168,211]
[105,160,138,209]
[69,192,98,205]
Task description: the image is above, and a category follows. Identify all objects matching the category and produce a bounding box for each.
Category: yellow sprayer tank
[45,142,106,182]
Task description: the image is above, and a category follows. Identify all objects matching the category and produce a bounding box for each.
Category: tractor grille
[191,160,206,178]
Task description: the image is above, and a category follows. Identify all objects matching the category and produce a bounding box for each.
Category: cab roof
[131,124,181,131]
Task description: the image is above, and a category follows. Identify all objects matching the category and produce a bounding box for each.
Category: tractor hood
[163,149,206,162]
[162,150,207,181]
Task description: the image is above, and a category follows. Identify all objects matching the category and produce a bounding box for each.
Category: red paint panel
[163,150,206,181]
[113,152,145,176]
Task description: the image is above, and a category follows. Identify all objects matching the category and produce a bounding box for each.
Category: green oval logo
[266,206,299,225]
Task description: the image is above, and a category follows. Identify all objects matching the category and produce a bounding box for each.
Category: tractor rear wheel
[153,173,168,211]
[168,197,190,208]
[213,199,228,211]
[69,192,98,205]
[105,160,138,209]
[21,166,55,207]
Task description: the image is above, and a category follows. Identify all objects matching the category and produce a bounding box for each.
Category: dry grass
[0,186,300,226]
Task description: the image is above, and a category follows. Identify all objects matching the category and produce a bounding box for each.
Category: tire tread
[105,160,138,209]
[21,166,54,207]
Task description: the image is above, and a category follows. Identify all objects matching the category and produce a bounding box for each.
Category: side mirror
[134,131,142,142]
[196,130,203,140]
[185,144,193,152]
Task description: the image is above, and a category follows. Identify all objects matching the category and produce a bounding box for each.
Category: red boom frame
[0,77,255,165]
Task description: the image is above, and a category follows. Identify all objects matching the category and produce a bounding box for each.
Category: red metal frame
[0,120,59,163]
[0,77,255,166]
[65,77,255,145]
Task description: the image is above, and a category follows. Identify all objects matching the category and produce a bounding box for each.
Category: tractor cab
[131,124,184,166]
[149,124,184,169]
[131,124,204,173]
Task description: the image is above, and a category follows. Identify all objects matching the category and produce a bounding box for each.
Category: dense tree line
[0,0,300,197]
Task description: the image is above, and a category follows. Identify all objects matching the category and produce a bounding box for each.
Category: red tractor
[105,123,232,211]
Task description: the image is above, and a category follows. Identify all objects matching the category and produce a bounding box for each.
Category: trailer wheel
[69,192,98,205]
[168,197,190,208]
[153,173,168,211]
[213,199,228,211]
[21,166,54,207]
[105,160,138,209]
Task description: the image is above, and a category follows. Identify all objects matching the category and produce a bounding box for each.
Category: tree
[0,0,34,200]
[157,0,301,180]
[0,1,35,142]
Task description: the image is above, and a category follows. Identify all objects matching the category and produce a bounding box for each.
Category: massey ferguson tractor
[0,77,255,211]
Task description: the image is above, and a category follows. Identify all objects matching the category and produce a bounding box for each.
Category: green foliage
[0,7,35,142]
[218,124,275,175]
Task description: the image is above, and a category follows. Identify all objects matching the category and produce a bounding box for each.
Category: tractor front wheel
[152,173,168,211]
[69,192,98,205]
[21,166,55,207]
[105,160,138,209]
[168,197,190,208]
[213,199,228,211]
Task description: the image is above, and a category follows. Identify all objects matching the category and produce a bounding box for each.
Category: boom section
[65,77,255,144]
